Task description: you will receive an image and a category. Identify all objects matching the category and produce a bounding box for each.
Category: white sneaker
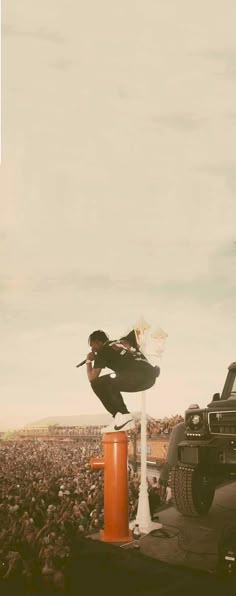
[114,413,135,432]
[101,413,135,434]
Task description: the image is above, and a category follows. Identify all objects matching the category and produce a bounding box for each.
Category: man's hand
[86,352,95,362]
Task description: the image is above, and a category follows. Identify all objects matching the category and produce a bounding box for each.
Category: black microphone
[76,359,86,368]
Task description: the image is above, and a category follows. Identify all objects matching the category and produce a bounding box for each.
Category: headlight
[186,413,204,431]
[192,415,201,426]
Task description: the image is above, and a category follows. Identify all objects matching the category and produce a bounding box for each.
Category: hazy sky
[1,1,236,429]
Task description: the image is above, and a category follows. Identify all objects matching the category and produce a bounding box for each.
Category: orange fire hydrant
[90,431,132,542]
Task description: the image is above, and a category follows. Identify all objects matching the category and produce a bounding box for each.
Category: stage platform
[79,481,236,596]
[90,481,236,574]
[139,480,236,574]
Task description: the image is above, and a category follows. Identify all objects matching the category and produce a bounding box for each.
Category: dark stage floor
[80,481,236,596]
[139,480,236,574]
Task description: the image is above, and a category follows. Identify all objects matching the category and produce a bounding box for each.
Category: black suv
[171,361,236,516]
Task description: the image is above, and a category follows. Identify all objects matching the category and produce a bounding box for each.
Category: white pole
[141,390,147,491]
[133,390,162,534]
[129,318,166,535]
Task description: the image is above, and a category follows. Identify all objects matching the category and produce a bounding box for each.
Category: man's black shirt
[93,340,151,373]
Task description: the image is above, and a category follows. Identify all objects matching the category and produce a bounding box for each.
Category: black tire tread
[171,466,215,517]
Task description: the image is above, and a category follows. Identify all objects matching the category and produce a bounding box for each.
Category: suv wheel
[171,466,215,516]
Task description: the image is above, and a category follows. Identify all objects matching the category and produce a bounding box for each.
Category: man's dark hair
[88,330,109,344]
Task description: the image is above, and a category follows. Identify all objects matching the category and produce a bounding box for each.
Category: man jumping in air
[85,330,160,433]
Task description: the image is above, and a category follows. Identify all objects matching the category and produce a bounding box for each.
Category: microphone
[76,359,86,368]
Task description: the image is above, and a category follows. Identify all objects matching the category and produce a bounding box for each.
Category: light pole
[130,317,168,534]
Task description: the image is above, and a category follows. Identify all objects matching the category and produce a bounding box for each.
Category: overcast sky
[1,0,236,429]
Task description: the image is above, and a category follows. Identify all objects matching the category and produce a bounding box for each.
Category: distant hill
[24,411,154,429]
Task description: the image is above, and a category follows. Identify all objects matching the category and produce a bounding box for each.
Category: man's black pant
[90,364,158,417]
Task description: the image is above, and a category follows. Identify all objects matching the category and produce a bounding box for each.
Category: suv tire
[171,466,215,516]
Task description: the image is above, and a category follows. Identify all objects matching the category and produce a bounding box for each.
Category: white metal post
[129,318,166,535]
[133,390,162,533]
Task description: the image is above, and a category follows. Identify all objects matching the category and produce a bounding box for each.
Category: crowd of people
[0,440,105,591]
[17,414,183,441]
[146,414,183,438]
[0,416,182,592]
[18,426,102,438]
[126,414,184,438]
